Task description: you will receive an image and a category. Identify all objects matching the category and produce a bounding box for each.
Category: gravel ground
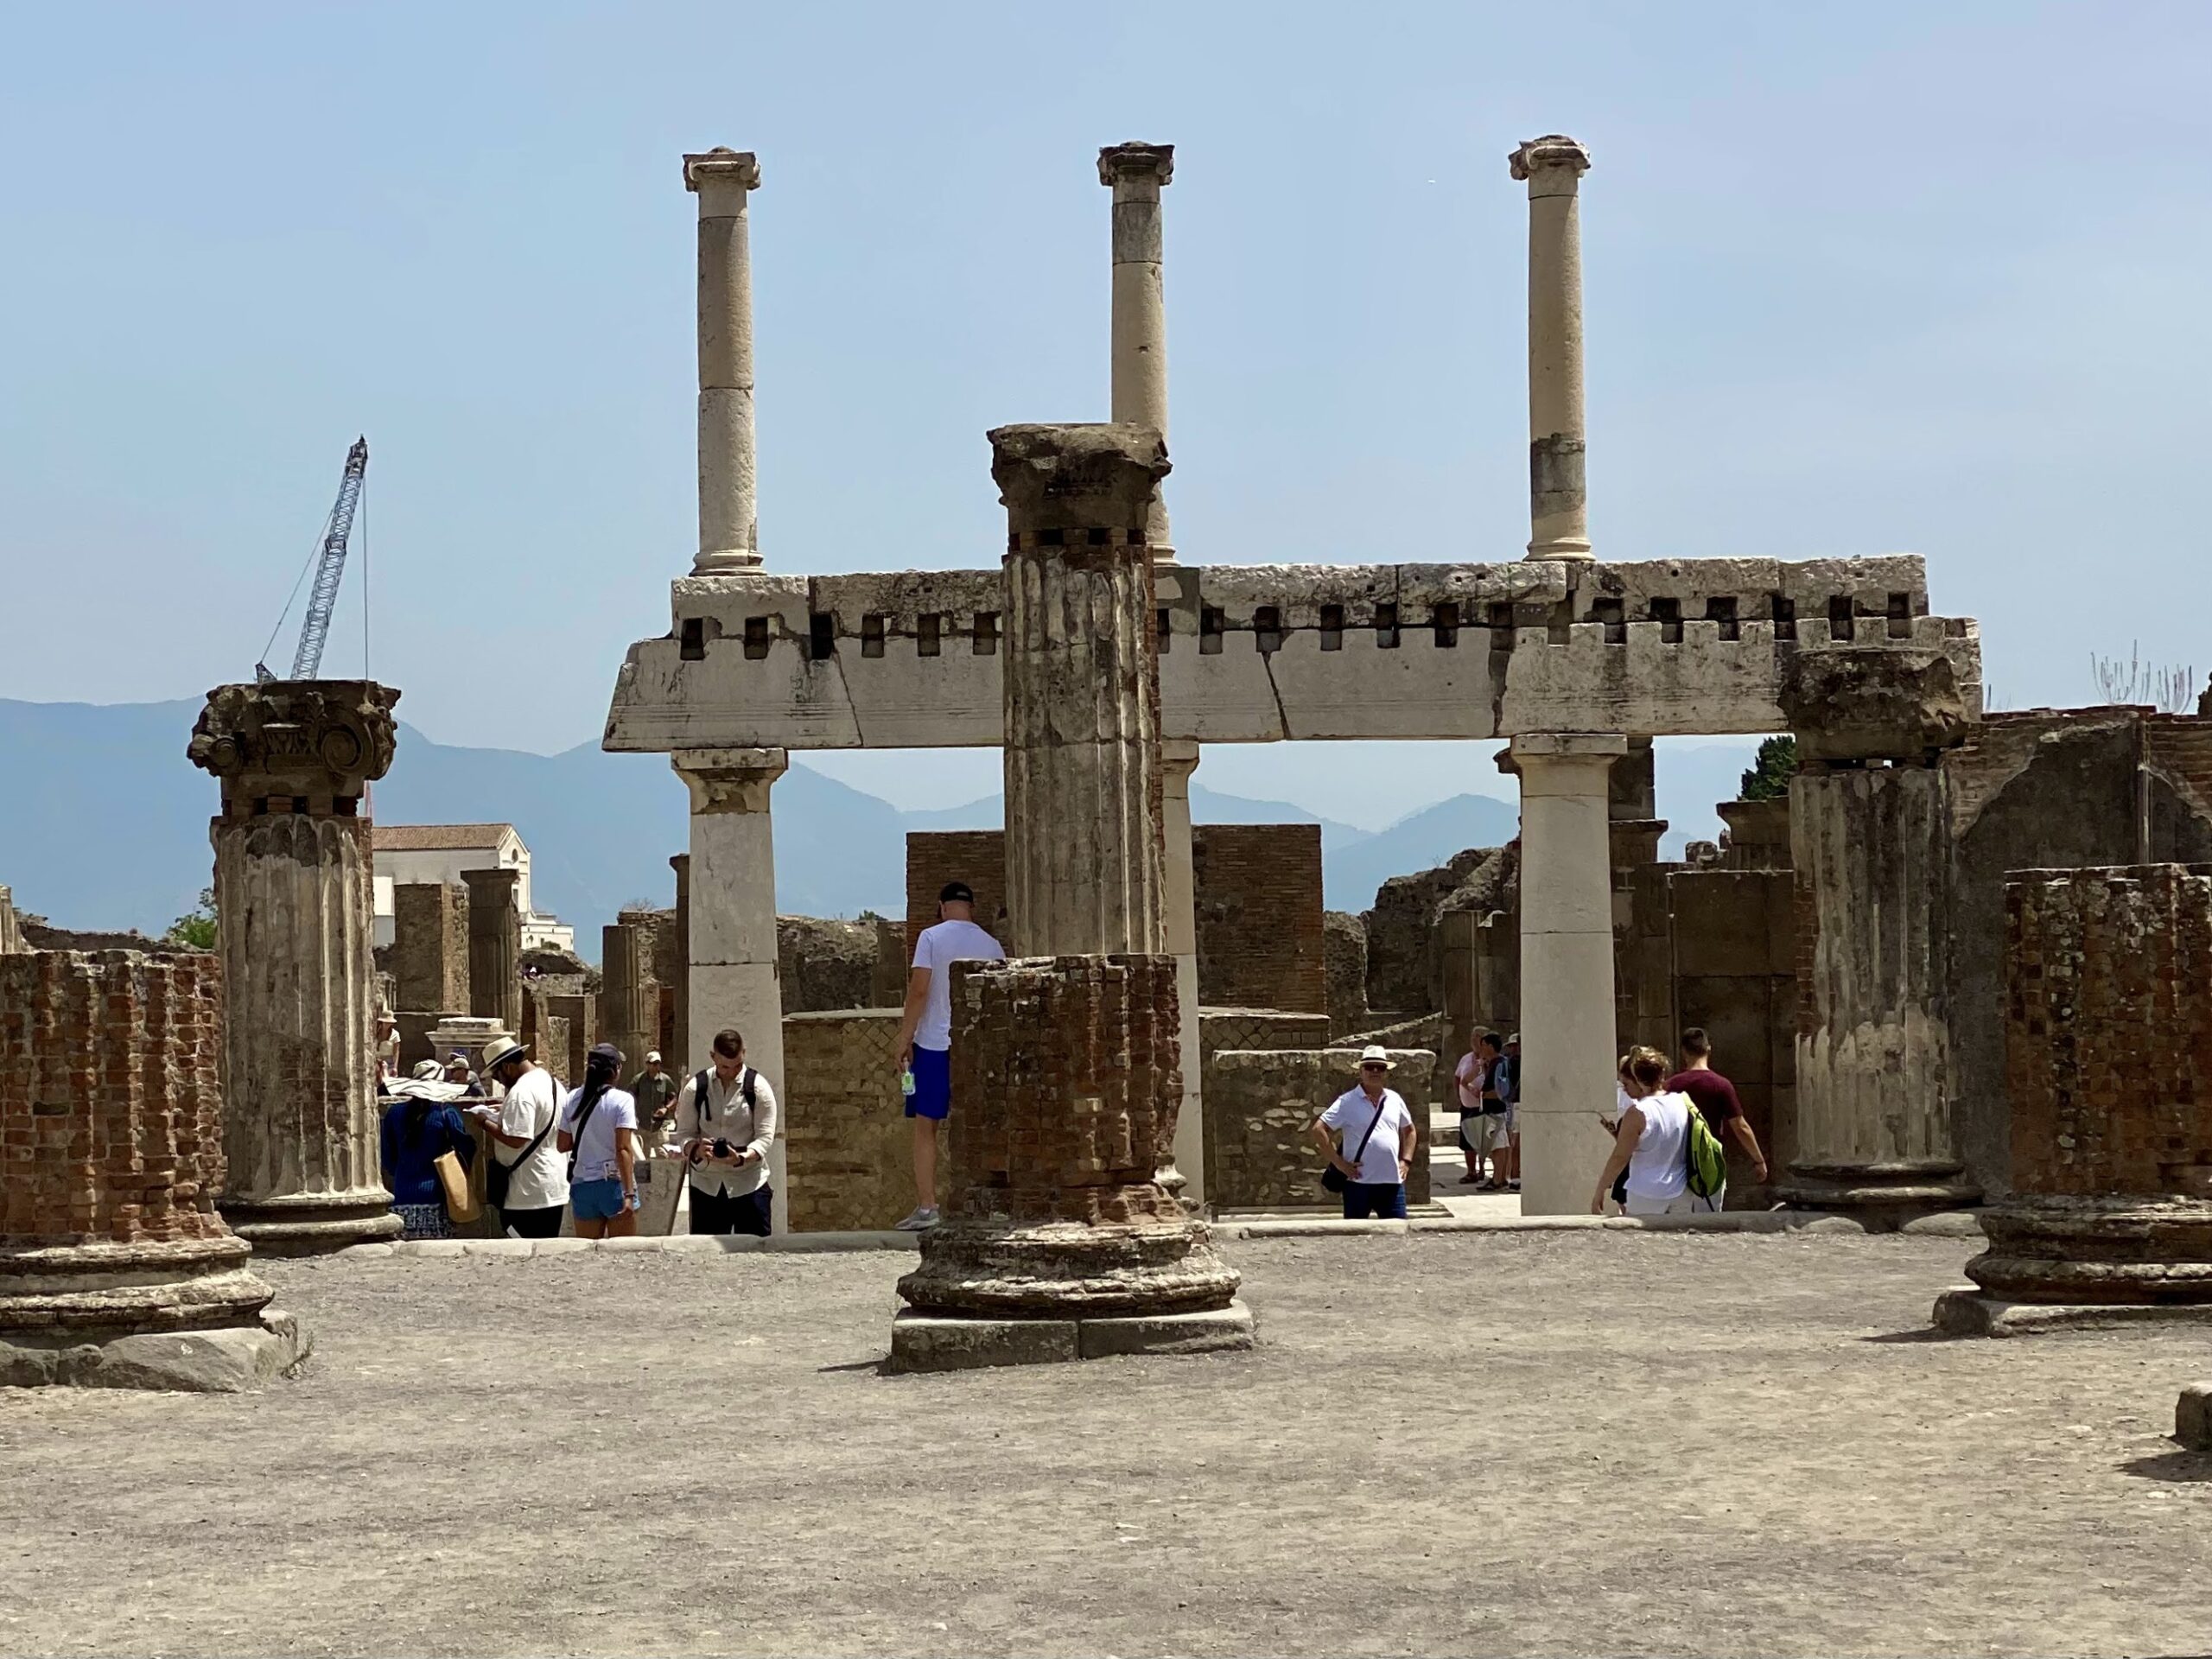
[1,1231,2208,1657]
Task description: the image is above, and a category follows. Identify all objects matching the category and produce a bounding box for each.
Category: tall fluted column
[685,147,763,574]
[893,423,1245,1369]
[1098,143,1175,559]
[461,867,521,1036]
[1160,738,1205,1206]
[188,681,404,1253]
[670,853,692,1071]
[1512,733,1625,1215]
[671,747,788,1231]
[1781,762,1979,1214]
[1510,135,1593,561]
[996,426,1168,957]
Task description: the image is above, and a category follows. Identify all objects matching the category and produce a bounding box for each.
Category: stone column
[670,853,692,1071]
[893,424,1245,1370]
[1510,135,1593,561]
[599,919,652,1071]
[461,867,521,1037]
[391,880,468,1013]
[671,746,788,1231]
[997,426,1167,957]
[1511,733,1626,1215]
[685,147,763,574]
[1098,142,1175,559]
[0,950,306,1389]
[1778,648,1978,1217]
[1160,738,1205,1205]
[187,681,404,1253]
[1781,761,1979,1214]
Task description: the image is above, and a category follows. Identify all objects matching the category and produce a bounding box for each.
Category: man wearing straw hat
[472,1035,569,1238]
[1311,1045,1419,1221]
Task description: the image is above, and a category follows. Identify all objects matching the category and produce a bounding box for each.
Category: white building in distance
[370,823,575,954]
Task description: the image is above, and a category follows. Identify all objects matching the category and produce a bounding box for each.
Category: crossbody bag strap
[505,1084,556,1167]
[1347,1094,1390,1166]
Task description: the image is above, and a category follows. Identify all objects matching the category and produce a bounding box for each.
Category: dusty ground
[2,1232,2208,1658]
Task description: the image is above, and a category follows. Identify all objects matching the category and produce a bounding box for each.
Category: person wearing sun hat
[467,1035,569,1238]
[1311,1045,1419,1221]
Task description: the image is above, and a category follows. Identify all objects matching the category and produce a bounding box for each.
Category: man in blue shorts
[893,881,1004,1230]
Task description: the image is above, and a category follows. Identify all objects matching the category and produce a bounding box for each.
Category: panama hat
[480,1036,527,1072]
[1357,1045,1395,1070]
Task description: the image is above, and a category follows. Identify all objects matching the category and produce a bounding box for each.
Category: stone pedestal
[429,1015,507,1069]
[188,681,403,1254]
[673,746,788,1231]
[462,867,522,1035]
[1511,734,1625,1215]
[686,147,763,574]
[893,424,1245,1370]
[1942,864,2212,1327]
[0,950,305,1390]
[1780,761,1978,1216]
[1510,135,1592,561]
[1160,738,1205,1206]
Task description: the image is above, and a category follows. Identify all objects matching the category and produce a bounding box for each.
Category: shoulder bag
[1320,1094,1391,1195]
[486,1081,556,1211]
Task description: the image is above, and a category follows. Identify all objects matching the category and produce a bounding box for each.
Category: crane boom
[288,437,369,679]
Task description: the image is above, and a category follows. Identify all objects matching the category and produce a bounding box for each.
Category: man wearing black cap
[892,880,1004,1230]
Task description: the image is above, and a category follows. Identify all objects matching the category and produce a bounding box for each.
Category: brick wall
[1205,1046,1436,1211]
[0,950,232,1247]
[906,831,1011,948]
[946,954,1185,1227]
[1192,824,1325,1014]
[2005,864,2212,1198]
[391,881,468,1012]
[782,1009,938,1231]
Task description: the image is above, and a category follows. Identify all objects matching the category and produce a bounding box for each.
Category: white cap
[646,1050,662,1065]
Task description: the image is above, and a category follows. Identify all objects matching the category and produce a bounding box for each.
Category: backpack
[693,1067,758,1127]
[1683,1099,1729,1201]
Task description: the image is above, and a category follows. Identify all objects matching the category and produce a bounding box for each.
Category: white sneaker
[893,1206,940,1231]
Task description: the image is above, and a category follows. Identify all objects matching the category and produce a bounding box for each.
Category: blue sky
[3,2,2207,832]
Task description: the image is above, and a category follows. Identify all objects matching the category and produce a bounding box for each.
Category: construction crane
[256,436,369,682]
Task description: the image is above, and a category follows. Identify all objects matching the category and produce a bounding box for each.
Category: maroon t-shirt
[1666,1069,1744,1134]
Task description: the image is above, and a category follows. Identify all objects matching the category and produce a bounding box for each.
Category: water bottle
[900,1067,917,1099]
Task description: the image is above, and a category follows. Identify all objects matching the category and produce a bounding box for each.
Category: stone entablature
[605,556,1979,750]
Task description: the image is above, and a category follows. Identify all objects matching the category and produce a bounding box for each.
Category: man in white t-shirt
[1311,1046,1419,1221]
[473,1036,569,1237]
[892,880,1005,1230]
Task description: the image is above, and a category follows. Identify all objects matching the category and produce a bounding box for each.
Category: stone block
[1900,1211,1986,1238]
[399,1240,467,1258]
[887,1311,1079,1373]
[1,1309,307,1393]
[1076,1300,1257,1359]
[461,1239,534,1257]
[1931,1287,2212,1338]
[530,1238,594,1255]
[765,1230,918,1252]
[2176,1382,2212,1451]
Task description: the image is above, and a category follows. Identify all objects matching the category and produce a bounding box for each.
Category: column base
[1932,1287,2212,1339]
[887,1300,1254,1373]
[1777,1161,1980,1221]
[692,550,763,575]
[1524,537,1592,560]
[0,1306,308,1391]
[1964,1195,2212,1305]
[896,1217,1241,1320]
[220,1191,404,1256]
[0,1235,273,1338]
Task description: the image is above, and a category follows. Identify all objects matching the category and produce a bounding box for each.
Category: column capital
[988,423,1169,545]
[1510,732,1626,760]
[684,147,760,209]
[188,679,399,819]
[1098,142,1174,188]
[1509,134,1591,188]
[1159,737,1199,782]
[671,746,787,814]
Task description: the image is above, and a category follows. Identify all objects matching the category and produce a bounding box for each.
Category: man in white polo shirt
[892,880,1004,1231]
[1311,1046,1419,1221]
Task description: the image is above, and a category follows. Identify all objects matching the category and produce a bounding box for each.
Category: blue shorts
[570,1178,636,1222]
[906,1045,951,1121]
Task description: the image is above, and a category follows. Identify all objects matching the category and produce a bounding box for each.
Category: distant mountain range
[0,697,1530,954]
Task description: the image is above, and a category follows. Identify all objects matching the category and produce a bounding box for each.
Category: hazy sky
[4,3,2207,830]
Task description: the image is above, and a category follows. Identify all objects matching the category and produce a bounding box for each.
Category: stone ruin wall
[391,881,469,1014]
[1206,1046,1437,1212]
[0,950,232,1248]
[0,887,23,957]
[1322,911,1370,1037]
[781,1009,947,1232]
[2005,864,2212,1199]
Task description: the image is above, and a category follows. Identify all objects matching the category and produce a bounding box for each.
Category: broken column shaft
[188,680,404,1254]
[1098,143,1175,558]
[1510,135,1592,561]
[462,866,521,1036]
[893,423,1245,1365]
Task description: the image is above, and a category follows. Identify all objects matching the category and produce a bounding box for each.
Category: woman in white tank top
[1592,1045,1698,1217]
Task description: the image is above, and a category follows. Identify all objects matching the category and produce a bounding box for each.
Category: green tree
[164,887,217,950]
[1738,735,1798,803]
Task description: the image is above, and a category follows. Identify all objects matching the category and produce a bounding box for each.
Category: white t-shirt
[493,1067,569,1211]
[1624,1090,1693,1204]
[559,1085,639,1184]
[912,918,1006,1051]
[1320,1086,1414,1185]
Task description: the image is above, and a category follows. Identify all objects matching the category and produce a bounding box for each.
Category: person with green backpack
[1590,1046,1728,1217]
